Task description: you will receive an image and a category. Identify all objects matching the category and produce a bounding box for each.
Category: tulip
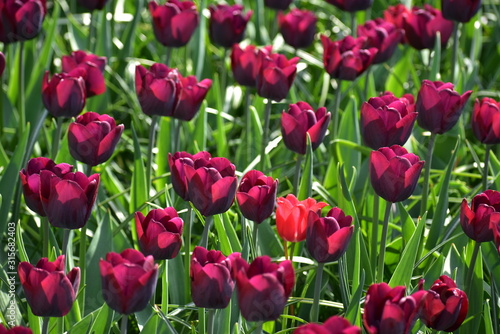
[256,51,299,101]
[173,74,212,121]
[100,249,158,314]
[0,324,32,334]
[77,0,109,10]
[471,97,500,144]
[441,0,481,23]
[383,4,411,31]
[19,157,73,216]
[420,275,468,332]
[370,145,424,203]
[135,63,180,117]
[233,256,294,322]
[360,92,417,149]
[403,5,454,50]
[294,316,361,334]
[62,50,107,97]
[135,208,184,260]
[264,0,293,10]
[281,102,331,154]
[18,255,80,317]
[208,4,253,48]
[416,80,472,134]
[460,190,499,242]
[39,170,100,229]
[357,19,404,64]
[363,282,427,334]
[168,151,212,200]
[321,35,378,81]
[149,0,199,47]
[0,0,45,43]
[0,52,5,77]
[231,44,272,87]
[41,71,87,118]
[324,0,373,12]
[67,112,124,166]
[276,194,328,242]
[236,170,278,223]
[278,9,317,49]
[190,247,240,309]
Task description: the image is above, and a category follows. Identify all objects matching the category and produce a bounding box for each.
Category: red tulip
[0,0,46,43]
[62,50,107,97]
[256,51,299,101]
[460,190,499,242]
[471,97,500,144]
[174,74,212,121]
[168,151,212,200]
[208,4,252,48]
[264,0,293,10]
[383,4,411,31]
[403,5,454,50]
[0,324,32,334]
[357,19,404,64]
[324,0,373,12]
[0,52,5,77]
[236,170,278,223]
[77,0,109,10]
[441,0,481,23]
[294,315,361,334]
[278,9,317,49]
[231,44,272,87]
[42,71,87,118]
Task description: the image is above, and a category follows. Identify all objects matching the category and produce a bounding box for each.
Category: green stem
[244,87,252,166]
[79,164,92,313]
[420,133,437,217]
[310,262,325,323]
[220,48,228,111]
[147,116,159,196]
[254,321,263,334]
[451,23,460,84]
[293,154,303,196]
[207,308,215,334]
[62,229,70,268]
[18,42,25,135]
[198,308,206,334]
[465,241,481,293]
[289,242,296,264]
[199,215,213,249]
[491,272,499,334]
[370,194,380,280]
[42,317,49,334]
[121,315,128,334]
[252,222,259,259]
[376,201,392,283]
[184,206,193,301]
[260,100,272,172]
[483,145,491,191]
[51,117,64,161]
[350,12,357,37]
[165,47,172,67]
[338,255,350,310]
[42,216,49,258]
[332,81,342,142]
[283,240,288,260]
[88,11,97,52]
[162,260,169,314]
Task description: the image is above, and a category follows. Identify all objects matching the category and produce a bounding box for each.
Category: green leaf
[298,134,313,200]
[385,48,413,97]
[460,240,483,334]
[429,32,441,81]
[193,100,207,152]
[345,270,365,327]
[335,96,360,183]
[130,124,147,249]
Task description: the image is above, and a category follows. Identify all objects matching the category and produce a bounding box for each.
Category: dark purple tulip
[62,50,107,97]
[168,151,212,200]
[68,112,124,166]
[321,35,378,81]
[135,207,184,260]
[18,255,80,317]
[149,0,199,47]
[173,74,212,121]
[0,324,32,334]
[256,51,299,101]
[278,9,317,49]
[294,316,361,334]
[442,0,481,23]
[460,190,499,242]
[281,102,331,154]
[360,92,417,150]
[77,0,109,10]
[384,4,411,31]
[100,249,158,314]
[39,170,100,229]
[19,157,73,216]
[370,145,424,203]
[416,80,472,134]
[0,52,5,77]
[0,0,46,43]
[236,170,278,223]
[471,97,500,144]
[264,0,293,10]
[357,18,404,64]
[231,44,272,87]
[403,5,454,50]
[233,256,295,322]
[42,71,86,118]
[190,247,240,309]
[208,4,252,48]
[421,275,468,332]
[324,0,373,12]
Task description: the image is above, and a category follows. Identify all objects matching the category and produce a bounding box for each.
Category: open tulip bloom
[403,5,454,50]
[61,50,107,98]
[236,170,278,224]
[231,44,272,87]
[460,190,499,242]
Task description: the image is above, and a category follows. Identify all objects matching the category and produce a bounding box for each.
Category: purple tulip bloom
[441,0,481,23]
[168,151,212,201]
[62,50,107,98]
[278,9,317,49]
[0,0,46,43]
[236,170,278,223]
[173,74,212,121]
[357,18,404,64]
[403,5,454,50]
[471,97,500,144]
[208,4,252,48]
[460,190,499,242]
[42,71,87,118]
[256,51,299,101]
[231,44,272,87]
[324,0,373,12]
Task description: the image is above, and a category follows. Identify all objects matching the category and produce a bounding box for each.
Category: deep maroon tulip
[294,315,361,334]
[149,0,199,47]
[208,4,252,48]
[357,19,404,64]
[0,0,46,43]
[370,145,424,203]
[324,0,373,12]
[42,71,86,118]
[233,256,295,322]
[278,9,317,49]
[360,92,417,149]
[281,102,331,154]
[264,0,293,10]
[39,170,100,229]
[471,98,500,144]
[19,157,73,216]
[190,247,240,309]
[236,170,278,223]
[68,112,124,166]
[231,44,272,87]
[135,207,184,260]
[100,249,158,314]
[442,0,481,22]
[18,255,80,317]
[173,74,212,121]
[321,35,377,81]
[0,52,5,77]
[384,4,411,31]
[306,208,354,263]
[0,324,32,334]
[416,80,472,134]
[256,51,299,101]
[77,0,109,10]
[460,190,499,242]
[363,282,427,334]
[421,275,468,332]
[62,50,107,97]
[168,151,212,200]
[135,63,180,117]
[403,5,454,50]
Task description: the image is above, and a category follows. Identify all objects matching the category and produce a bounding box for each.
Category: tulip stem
[79,164,92,314]
[62,229,70,269]
[88,12,97,52]
[51,117,64,161]
[184,206,193,301]
[18,42,25,135]
[310,262,324,323]
[451,23,460,84]
[162,260,169,314]
[252,222,259,259]
[483,145,491,191]
[420,133,436,217]
[42,216,49,258]
[254,321,263,334]
[260,100,272,172]
[465,241,481,294]
[42,317,49,334]
[350,12,357,37]
[244,87,252,166]
[198,308,206,334]
[199,215,213,248]
[339,255,350,310]
[491,272,499,334]
[207,308,215,334]
[376,201,392,283]
[293,154,303,196]
[121,315,128,334]
[146,115,159,197]
[370,194,380,278]
[165,47,172,67]
[283,240,288,260]
[332,80,342,142]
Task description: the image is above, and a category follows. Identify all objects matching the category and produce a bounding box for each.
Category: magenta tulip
[256,51,299,101]
[278,9,317,49]
[173,74,212,121]
[231,44,272,87]
[0,324,32,334]
[294,316,361,334]
[264,0,293,10]
[41,71,86,118]
[77,0,109,10]
[403,5,454,50]
[324,0,372,12]
[62,50,107,97]
[208,4,252,48]
[384,4,411,35]
[471,97,500,144]
[441,0,481,23]
[236,170,278,223]
[460,190,499,242]
[0,0,46,43]
[357,19,404,64]
[168,151,212,200]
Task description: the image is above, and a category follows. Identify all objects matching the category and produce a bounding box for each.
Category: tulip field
[2,0,500,333]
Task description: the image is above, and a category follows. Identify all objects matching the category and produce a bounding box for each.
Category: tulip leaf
[397,202,416,247]
[168,254,187,305]
[297,134,313,200]
[385,48,413,97]
[130,123,147,249]
[193,100,208,152]
[335,96,360,184]
[155,117,172,193]
[345,270,365,327]
[257,220,284,257]
[214,303,232,334]
[429,32,441,81]
[214,214,233,255]
[460,240,483,334]
[88,303,115,334]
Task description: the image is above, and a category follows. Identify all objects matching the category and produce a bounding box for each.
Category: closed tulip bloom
[168,151,212,200]
[256,51,299,101]
[276,194,328,242]
[233,256,294,322]
[149,0,199,47]
[231,44,272,87]
[19,157,73,216]
[100,249,158,314]
[325,0,373,12]
[209,4,252,48]
[0,324,33,334]
[442,0,481,22]
[403,5,454,50]
[294,315,361,334]
[264,0,293,10]
[460,190,499,242]
[357,19,404,64]
[0,0,46,43]
[416,80,472,134]
[190,247,240,309]
[39,170,100,229]
[321,35,378,81]
[173,74,212,121]
[135,208,184,260]
[62,51,106,97]
[18,255,80,317]
[360,92,417,149]
[471,98,500,144]
[77,0,109,10]
[370,145,424,203]
[383,4,411,30]
[0,52,5,77]
[278,9,317,49]
[42,71,86,118]
[421,275,468,332]
[236,170,278,223]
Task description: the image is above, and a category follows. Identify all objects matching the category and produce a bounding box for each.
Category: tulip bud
[264,0,293,10]
[403,5,454,50]
[0,324,33,334]
[471,98,500,144]
[42,71,87,118]
[236,170,278,223]
[135,207,184,260]
[62,50,107,97]
[208,4,253,48]
[18,255,80,317]
[231,44,272,87]
[173,74,212,121]
[0,52,5,77]
[441,0,481,23]
[325,0,373,12]
[100,249,159,314]
[278,9,317,49]
[77,0,109,10]
[357,18,404,64]
[460,190,499,242]
[0,0,45,43]
[256,51,299,101]
[168,151,212,200]
[294,315,361,334]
